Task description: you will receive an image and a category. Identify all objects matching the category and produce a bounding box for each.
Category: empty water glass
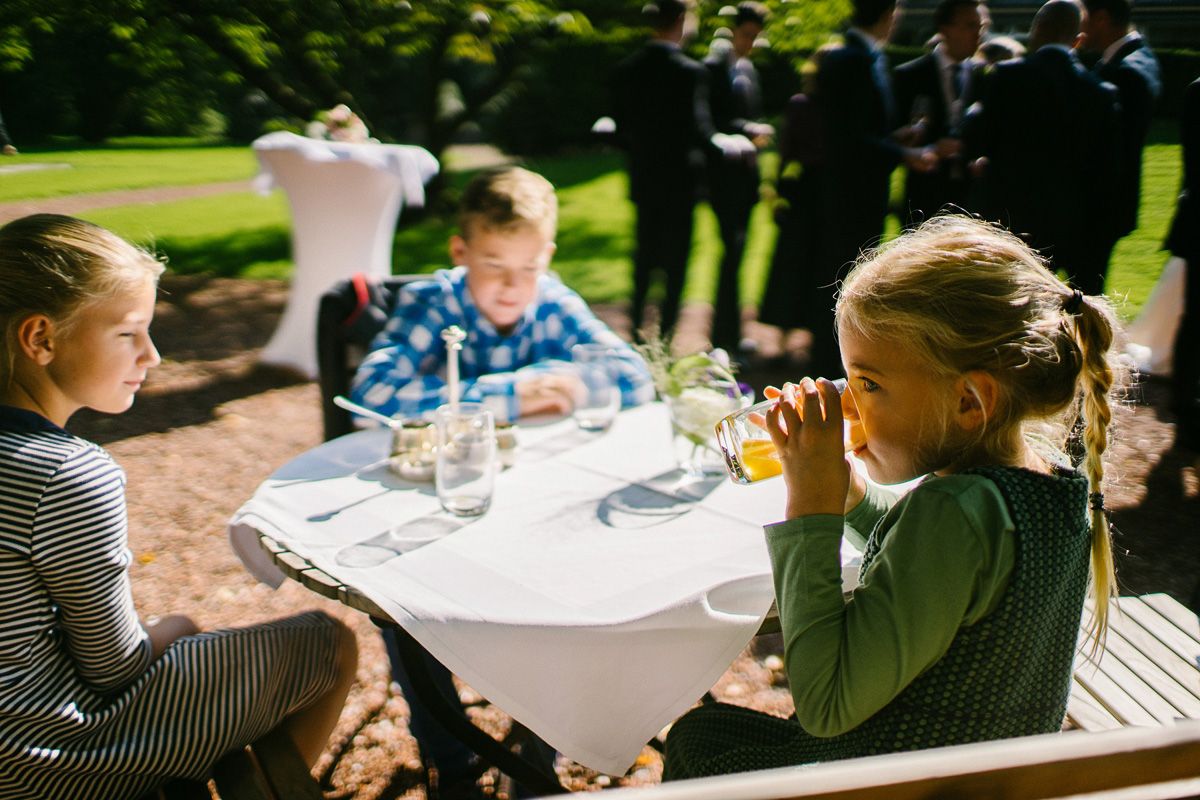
[572,343,621,432]
[435,403,497,516]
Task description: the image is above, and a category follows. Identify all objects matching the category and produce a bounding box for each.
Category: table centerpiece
[637,333,754,478]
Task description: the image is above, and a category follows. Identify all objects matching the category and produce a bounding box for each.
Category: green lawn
[85,192,293,279]
[1108,123,1182,316]
[20,132,1184,320]
[0,137,257,202]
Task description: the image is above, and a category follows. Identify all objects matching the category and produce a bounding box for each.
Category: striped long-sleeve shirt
[0,405,342,799]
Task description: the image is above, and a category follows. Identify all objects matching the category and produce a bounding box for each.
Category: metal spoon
[334,395,401,428]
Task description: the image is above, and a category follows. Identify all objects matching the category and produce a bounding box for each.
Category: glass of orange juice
[715,378,853,484]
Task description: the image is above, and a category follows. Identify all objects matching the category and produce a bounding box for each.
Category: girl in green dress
[665,215,1125,779]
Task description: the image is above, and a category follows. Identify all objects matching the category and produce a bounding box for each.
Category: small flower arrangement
[306,104,372,144]
[636,329,753,476]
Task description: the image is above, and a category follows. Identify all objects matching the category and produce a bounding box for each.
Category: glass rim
[434,401,490,417]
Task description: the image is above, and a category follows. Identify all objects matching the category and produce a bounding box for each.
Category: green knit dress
[663,465,1091,780]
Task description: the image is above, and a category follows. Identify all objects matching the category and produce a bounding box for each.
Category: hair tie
[1063,289,1085,315]
[1088,491,1105,512]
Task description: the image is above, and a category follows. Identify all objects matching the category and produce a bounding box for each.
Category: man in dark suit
[893,0,987,226]
[611,0,740,338]
[1080,0,1162,295]
[966,0,1120,279]
[704,1,774,353]
[1167,77,1200,450]
[802,0,936,377]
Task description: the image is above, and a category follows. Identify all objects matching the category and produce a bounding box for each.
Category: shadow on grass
[28,136,234,153]
[525,150,624,191]
[392,221,455,273]
[1147,117,1184,147]
[157,229,292,278]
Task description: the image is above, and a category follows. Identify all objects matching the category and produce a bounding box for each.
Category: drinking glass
[571,343,622,432]
[435,402,497,516]
[715,378,848,484]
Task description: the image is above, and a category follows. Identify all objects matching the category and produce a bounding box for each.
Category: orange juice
[715,379,856,485]
[740,439,782,481]
[734,420,865,483]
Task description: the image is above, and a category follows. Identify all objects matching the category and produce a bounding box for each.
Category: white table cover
[1125,255,1186,377]
[229,404,861,775]
[251,131,439,377]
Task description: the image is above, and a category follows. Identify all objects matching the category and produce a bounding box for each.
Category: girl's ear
[954,370,999,431]
[15,314,57,366]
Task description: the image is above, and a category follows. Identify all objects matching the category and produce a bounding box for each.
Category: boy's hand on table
[517,374,584,417]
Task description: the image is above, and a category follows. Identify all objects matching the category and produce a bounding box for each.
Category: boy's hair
[457,166,558,242]
[836,215,1125,646]
[0,214,164,389]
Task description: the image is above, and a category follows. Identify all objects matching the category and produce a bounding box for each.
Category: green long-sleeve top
[765,475,1017,738]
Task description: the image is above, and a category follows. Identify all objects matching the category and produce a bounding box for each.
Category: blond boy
[351,166,653,422]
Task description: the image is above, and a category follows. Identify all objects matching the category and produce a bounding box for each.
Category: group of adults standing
[609,0,772,354]
[606,0,1173,385]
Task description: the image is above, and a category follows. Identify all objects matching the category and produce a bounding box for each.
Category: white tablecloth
[229,404,861,775]
[251,131,439,377]
[1125,255,1186,377]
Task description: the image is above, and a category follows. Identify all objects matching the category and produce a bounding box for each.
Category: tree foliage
[0,0,854,156]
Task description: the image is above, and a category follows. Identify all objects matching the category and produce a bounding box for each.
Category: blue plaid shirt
[350,267,655,422]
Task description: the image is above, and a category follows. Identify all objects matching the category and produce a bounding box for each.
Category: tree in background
[165,0,602,165]
[0,0,853,157]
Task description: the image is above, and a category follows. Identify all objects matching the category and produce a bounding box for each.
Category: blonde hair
[836,216,1124,646]
[0,214,164,389]
[457,166,558,241]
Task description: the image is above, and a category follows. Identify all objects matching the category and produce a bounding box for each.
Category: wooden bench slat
[1102,626,1200,719]
[1073,660,1161,726]
[602,724,1200,800]
[1085,645,1188,723]
[1067,682,1125,731]
[1076,617,1191,724]
[1141,593,1200,648]
[1107,619,1200,708]
[1119,598,1200,671]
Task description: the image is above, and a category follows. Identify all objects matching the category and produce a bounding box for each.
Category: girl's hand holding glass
[764,378,854,519]
[758,382,868,514]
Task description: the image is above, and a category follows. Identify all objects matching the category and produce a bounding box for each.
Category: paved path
[0,179,254,224]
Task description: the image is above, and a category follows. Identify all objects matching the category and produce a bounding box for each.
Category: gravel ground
[66,273,1200,800]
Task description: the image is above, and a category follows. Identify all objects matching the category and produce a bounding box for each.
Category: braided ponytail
[838,216,1129,657]
[1067,290,1120,651]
